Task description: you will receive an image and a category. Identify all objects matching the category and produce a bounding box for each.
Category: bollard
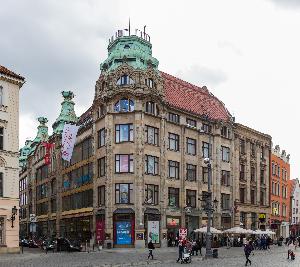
[21,244,24,254]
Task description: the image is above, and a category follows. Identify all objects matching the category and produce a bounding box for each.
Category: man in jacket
[244,241,253,266]
[147,240,155,260]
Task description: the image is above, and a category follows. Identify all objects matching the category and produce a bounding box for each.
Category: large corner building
[19,29,272,248]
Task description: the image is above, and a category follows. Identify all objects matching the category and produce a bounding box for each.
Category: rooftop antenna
[143,25,146,39]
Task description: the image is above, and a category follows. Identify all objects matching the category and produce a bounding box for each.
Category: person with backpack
[147,240,155,260]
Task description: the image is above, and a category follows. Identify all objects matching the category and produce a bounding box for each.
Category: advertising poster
[116,221,132,245]
[148,221,160,244]
[96,220,105,242]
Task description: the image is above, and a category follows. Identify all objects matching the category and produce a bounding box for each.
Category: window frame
[221,146,230,162]
[168,133,180,151]
[145,155,159,175]
[115,154,134,173]
[98,185,105,206]
[168,187,179,207]
[115,183,134,204]
[98,128,105,148]
[145,125,159,146]
[168,160,180,179]
[98,157,106,177]
[145,184,159,205]
[186,189,196,208]
[115,124,134,143]
[168,113,180,124]
[186,164,196,181]
[186,137,196,155]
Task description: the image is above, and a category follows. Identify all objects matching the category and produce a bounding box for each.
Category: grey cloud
[176,65,227,88]
[0,0,121,138]
[268,0,300,8]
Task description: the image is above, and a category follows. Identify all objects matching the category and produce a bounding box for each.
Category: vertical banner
[42,142,55,165]
[148,221,160,244]
[61,123,79,162]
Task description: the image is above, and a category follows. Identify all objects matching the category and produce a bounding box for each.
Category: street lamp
[11,205,17,228]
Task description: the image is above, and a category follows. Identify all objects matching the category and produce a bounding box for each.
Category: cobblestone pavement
[0,245,299,267]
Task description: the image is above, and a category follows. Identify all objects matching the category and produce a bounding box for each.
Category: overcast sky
[1,0,299,177]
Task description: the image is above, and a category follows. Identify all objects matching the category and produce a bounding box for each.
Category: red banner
[42,142,55,165]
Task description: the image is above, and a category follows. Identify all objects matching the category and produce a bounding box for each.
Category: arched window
[145,101,159,116]
[114,99,134,112]
[116,75,134,86]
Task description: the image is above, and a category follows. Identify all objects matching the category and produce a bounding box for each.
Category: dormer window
[116,75,134,86]
[145,101,159,116]
[114,98,135,112]
[124,44,130,49]
[145,78,156,89]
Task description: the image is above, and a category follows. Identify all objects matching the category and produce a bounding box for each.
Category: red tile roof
[0,65,25,81]
[161,71,231,121]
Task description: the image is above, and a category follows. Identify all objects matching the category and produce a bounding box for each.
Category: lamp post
[11,205,17,228]
[202,131,219,258]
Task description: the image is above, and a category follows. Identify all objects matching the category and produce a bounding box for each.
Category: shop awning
[113,208,135,214]
[144,208,160,215]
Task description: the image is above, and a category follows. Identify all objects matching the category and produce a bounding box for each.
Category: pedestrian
[244,241,253,266]
[176,240,184,263]
[196,239,202,255]
[147,240,155,260]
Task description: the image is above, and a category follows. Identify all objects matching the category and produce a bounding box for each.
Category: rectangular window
[168,187,179,207]
[221,126,230,138]
[240,139,245,154]
[145,125,159,146]
[145,184,159,205]
[186,190,196,208]
[202,124,211,133]
[186,164,196,181]
[115,154,134,173]
[251,189,256,204]
[221,146,230,162]
[260,190,265,206]
[98,157,106,177]
[98,128,105,148]
[240,164,245,180]
[168,133,179,151]
[261,146,265,159]
[168,113,180,124]
[186,138,196,155]
[202,167,209,183]
[277,166,280,177]
[221,170,230,186]
[240,212,246,227]
[62,189,93,211]
[186,118,197,128]
[145,155,159,175]
[240,188,245,203]
[272,162,275,176]
[115,124,133,143]
[260,169,265,185]
[0,173,2,197]
[250,167,256,182]
[115,183,133,204]
[0,127,3,150]
[98,185,105,206]
[250,143,256,157]
[145,102,156,114]
[202,142,211,158]
[82,138,92,160]
[221,193,230,210]
[0,217,5,245]
[168,160,180,179]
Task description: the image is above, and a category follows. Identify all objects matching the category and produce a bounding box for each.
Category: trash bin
[213,249,218,258]
[106,241,112,249]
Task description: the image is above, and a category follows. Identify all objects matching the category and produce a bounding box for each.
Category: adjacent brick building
[270,145,290,238]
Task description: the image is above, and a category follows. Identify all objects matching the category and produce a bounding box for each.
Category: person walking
[196,239,202,256]
[244,242,253,266]
[147,240,155,260]
[176,240,184,263]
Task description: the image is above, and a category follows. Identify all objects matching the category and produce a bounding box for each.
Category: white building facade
[0,65,24,253]
[291,179,300,234]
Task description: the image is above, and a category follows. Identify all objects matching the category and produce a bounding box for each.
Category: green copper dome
[100,33,159,72]
[52,91,78,134]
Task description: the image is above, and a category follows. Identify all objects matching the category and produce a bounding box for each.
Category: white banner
[61,123,79,162]
[148,221,160,244]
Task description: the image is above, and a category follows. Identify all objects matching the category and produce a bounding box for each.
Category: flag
[61,123,79,162]
[42,142,55,165]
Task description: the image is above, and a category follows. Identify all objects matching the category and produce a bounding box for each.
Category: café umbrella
[194,226,223,234]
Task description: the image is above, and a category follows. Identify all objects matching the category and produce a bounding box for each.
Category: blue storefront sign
[116,221,132,245]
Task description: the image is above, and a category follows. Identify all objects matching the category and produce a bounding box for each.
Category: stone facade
[0,66,24,253]
[19,29,272,248]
